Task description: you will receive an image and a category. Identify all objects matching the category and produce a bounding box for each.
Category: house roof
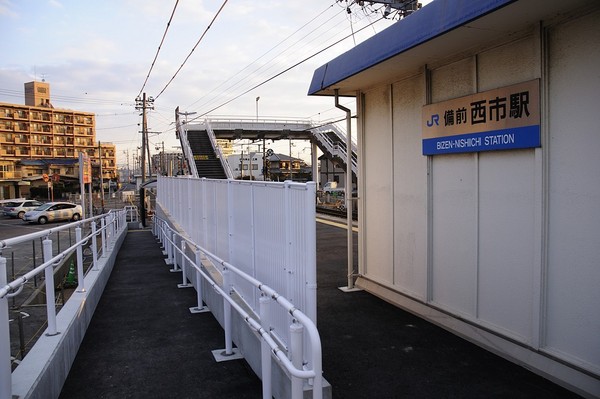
[308,0,593,96]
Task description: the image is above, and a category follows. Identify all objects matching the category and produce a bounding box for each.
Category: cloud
[48,0,63,8]
[0,0,18,17]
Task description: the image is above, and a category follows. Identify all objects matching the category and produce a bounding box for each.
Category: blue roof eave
[308,0,515,96]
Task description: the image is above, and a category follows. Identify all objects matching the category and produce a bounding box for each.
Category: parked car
[23,202,83,224]
[3,200,44,219]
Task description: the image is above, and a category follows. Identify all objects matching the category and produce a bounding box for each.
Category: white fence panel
[157,177,317,350]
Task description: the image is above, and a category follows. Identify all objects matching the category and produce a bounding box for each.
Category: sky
[0,0,431,166]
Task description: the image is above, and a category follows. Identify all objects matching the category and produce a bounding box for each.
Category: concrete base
[212,348,244,362]
[177,283,193,288]
[189,306,211,314]
[338,286,363,293]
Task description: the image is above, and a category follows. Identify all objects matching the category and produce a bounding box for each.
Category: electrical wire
[184,3,369,116]
[154,0,229,101]
[137,0,180,99]
[187,15,385,122]
[184,3,339,110]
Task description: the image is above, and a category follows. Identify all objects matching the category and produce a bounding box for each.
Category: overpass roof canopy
[308,0,592,97]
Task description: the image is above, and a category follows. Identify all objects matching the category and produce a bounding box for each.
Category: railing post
[101,217,107,257]
[166,230,174,266]
[108,214,115,248]
[190,249,209,313]
[91,221,98,270]
[0,256,12,399]
[222,267,233,356]
[177,240,192,288]
[75,227,85,292]
[260,295,272,399]
[43,238,58,336]
[290,321,304,399]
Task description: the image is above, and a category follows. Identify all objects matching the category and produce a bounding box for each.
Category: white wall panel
[546,12,600,371]
[391,77,428,299]
[430,58,475,103]
[477,150,535,342]
[431,153,477,316]
[477,34,538,91]
[362,86,394,282]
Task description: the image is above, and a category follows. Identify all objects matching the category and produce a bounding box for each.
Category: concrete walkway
[59,223,580,398]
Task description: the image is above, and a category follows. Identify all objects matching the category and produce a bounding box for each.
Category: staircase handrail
[310,123,357,175]
[204,119,234,179]
[177,121,199,178]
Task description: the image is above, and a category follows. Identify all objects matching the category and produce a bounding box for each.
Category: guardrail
[0,209,127,399]
[153,216,322,399]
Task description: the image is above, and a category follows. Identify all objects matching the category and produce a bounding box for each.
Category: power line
[184,3,339,111]
[154,0,229,100]
[188,15,385,122]
[137,0,180,98]
[184,3,368,115]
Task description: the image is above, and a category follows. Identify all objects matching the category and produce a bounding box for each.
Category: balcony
[14,111,28,120]
[14,123,29,132]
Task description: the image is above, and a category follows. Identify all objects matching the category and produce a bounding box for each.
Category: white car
[3,200,44,219]
[23,202,83,224]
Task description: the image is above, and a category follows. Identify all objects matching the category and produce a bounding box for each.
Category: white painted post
[190,249,209,313]
[0,256,11,399]
[101,217,107,257]
[91,221,98,270]
[109,213,115,249]
[259,295,272,399]
[75,227,85,292]
[178,241,192,288]
[180,240,187,283]
[43,238,58,336]
[167,230,174,266]
[222,268,233,356]
[290,321,304,399]
[305,182,318,325]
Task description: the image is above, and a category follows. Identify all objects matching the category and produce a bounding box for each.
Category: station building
[309,0,600,396]
[0,81,117,198]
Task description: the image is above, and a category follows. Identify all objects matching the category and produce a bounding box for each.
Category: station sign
[422,79,540,155]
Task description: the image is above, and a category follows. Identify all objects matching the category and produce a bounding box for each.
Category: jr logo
[426,114,439,127]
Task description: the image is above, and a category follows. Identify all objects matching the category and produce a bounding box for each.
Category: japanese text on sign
[422,80,540,155]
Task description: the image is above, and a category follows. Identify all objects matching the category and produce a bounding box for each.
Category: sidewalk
[59,223,580,398]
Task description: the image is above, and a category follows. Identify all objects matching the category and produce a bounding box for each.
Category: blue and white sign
[422,80,540,155]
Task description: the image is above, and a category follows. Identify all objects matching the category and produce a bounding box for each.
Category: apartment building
[0,81,116,199]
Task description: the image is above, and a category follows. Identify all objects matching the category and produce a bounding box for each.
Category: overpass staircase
[310,123,357,178]
[186,130,228,179]
[177,117,357,180]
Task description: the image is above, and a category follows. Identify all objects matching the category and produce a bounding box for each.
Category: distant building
[151,151,185,176]
[0,81,117,199]
[227,152,311,182]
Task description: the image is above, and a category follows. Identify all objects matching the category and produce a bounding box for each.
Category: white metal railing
[177,121,199,177]
[156,175,320,398]
[204,119,234,179]
[311,123,357,175]
[153,216,322,399]
[0,209,127,399]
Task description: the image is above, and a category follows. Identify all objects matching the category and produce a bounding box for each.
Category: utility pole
[135,93,154,183]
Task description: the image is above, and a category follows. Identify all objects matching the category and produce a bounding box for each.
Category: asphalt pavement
[55,220,581,398]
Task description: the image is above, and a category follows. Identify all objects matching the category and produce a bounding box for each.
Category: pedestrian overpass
[176,116,357,185]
